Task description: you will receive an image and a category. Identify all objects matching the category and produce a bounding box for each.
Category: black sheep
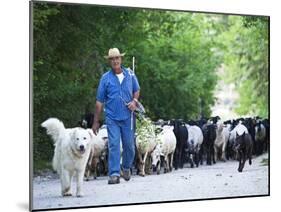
[209,116,221,124]
[261,118,269,152]
[243,118,256,154]
[200,123,216,165]
[254,121,267,155]
[78,113,103,129]
[170,119,188,169]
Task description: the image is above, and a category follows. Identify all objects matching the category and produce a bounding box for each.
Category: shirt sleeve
[132,74,140,93]
[96,75,106,103]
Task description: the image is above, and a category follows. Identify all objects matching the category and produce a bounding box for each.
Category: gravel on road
[32,153,268,210]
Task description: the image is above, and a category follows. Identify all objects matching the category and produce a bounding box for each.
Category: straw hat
[104,48,126,59]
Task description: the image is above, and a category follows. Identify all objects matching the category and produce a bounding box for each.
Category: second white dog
[41,118,94,197]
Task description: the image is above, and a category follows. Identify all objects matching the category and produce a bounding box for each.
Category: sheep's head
[151,144,161,168]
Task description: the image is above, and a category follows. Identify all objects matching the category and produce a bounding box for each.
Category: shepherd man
[92,48,140,184]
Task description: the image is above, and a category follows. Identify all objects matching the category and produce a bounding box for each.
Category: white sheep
[229,123,249,146]
[214,122,230,162]
[226,123,249,160]
[135,117,157,176]
[85,126,108,180]
[151,125,177,174]
[185,124,203,167]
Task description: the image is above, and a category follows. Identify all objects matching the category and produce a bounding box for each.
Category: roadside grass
[33,160,53,176]
[260,158,268,166]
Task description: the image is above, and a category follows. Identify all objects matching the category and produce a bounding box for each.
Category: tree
[218,15,269,117]
[34,3,267,170]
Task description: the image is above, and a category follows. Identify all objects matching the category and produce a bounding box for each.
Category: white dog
[41,118,94,197]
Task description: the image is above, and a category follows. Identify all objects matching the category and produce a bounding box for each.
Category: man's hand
[128,100,137,111]
[92,121,100,135]
[92,101,103,135]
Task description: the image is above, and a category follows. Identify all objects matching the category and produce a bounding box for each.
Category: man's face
[109,56,122,71]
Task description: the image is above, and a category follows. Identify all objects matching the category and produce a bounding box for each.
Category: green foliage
[135,12,220,120]
[219,16,269,117]
[136,117,157,150]
[34,160,53,174]
[260,158,268,166]
[32,3,268,170]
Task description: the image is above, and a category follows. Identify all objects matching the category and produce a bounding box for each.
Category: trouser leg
[120,117,135,171]
[106,118,121,176]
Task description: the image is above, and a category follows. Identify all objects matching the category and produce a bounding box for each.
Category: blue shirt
[96,67,140,121]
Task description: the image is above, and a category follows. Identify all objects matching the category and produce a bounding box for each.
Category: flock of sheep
[82,114,269,180]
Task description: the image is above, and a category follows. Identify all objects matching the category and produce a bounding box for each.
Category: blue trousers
[106,116,135,177]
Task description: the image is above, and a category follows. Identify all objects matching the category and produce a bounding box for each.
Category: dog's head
[71,128,93,155]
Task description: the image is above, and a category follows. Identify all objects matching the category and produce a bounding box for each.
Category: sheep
[135,117,157,176]
[209,116,221,124]
[254,121,266,155]
[169,119,188,169]
[185,124,204,167]
[261,118,269,152]
[151,125,177,174]
[200,123,216,165]
[214,122,230,162]
[228,123,249,160]
[84,126,108,180]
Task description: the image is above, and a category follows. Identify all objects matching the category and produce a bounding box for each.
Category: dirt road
[32,153,268,210]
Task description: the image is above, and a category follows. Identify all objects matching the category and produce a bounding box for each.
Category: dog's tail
[41,118,66,144]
